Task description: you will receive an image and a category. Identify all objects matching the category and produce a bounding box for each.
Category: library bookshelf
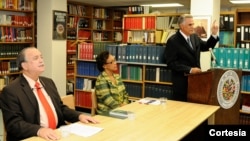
[219,11,236,48]
[235,8,250,125]
[122,13,181,44]
[66,1,125,94]
[0,0,35,91]
[72,58,173,110]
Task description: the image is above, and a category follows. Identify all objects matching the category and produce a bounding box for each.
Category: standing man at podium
[164,14,219,102]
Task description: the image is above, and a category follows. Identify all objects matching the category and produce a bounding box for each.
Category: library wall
[37,0,67,96]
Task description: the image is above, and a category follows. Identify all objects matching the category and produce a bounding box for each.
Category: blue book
[125,45,131,62]
[232,48,239,69]
[225,48,233,68]
[243,48,250,69]
[142,46,148,63]
[147,46,152,63]
[117,45,123,61]
[238,48,245,69]
[217,48,226,68]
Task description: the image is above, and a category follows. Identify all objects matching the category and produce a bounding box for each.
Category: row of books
[76,41,113,60]
[218,31,234,47]
[144,84,173,99]
[219,14,234,31]
[67,4,88,16]
[212,47,250,69]
[77,61,99,76]
[0,27,33,42]
[158,29,176,43]
[156,16,179,30]
[0,60,18,74]
[75,91,92,108]
[239,113,250,125]
[78,29,91,40]
[93,8,109,19]
[75,78,96,91]
[93,20,107,30]
[92,31,110,41]
[120,65,142,81]
[0,15,32,26]
[123,17,145,30]
[236,42,250,49]
[76,61,171,83]
[0,44,26,58]
[106,44,166,64]
[241,75,250,92]
[236,26,250,41]
[67,16,78,28]
[124,82,142,98]
[124,16,178,30]
[127,6,145,14]
[123,29,176,44]
[124,30,155,43]
[0,0,33,11]
[77,42,94,60]
[145,66,172,82]
[92,42,113,59]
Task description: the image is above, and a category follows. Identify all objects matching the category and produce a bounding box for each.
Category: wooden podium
[187,68,242,124]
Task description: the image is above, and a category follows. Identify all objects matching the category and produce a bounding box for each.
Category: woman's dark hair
[96,51,110,72]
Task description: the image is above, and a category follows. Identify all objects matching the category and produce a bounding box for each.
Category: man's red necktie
[35,82,56,129]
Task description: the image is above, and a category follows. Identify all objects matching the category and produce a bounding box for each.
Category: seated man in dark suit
[0,47,99,141]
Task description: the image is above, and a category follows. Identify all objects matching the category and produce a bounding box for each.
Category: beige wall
[37,0,67,96]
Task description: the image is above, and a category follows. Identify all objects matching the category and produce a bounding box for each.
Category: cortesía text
[209,128,246,136]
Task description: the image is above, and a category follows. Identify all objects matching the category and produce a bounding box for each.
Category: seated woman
[95,51,130,115]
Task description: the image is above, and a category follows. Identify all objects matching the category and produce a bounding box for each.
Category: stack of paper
[60,123,103,137]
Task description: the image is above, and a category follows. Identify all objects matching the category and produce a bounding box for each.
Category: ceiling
[67,0,250,10]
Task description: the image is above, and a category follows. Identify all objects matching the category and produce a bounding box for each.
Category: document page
[62,123,103,137]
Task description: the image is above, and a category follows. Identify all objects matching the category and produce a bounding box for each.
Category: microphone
[209,48,217,68]
[209,48,216,61]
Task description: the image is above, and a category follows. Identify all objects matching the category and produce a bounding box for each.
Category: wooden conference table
[23,99,219,141]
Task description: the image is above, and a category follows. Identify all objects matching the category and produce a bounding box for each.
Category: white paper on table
[64,123,103,137]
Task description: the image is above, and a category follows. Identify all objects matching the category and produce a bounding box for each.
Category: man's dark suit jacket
[164,30,219,101]
[0,75,81,141]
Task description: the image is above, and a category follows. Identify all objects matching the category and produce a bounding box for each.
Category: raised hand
[211,20,219,35]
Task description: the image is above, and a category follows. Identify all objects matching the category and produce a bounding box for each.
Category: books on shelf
[160,29,176,43]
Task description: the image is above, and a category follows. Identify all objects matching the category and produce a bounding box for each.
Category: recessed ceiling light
[230,0,250,4]
[141,3,183,8]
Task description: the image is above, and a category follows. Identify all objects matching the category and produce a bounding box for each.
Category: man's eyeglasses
[105,59,117,64]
